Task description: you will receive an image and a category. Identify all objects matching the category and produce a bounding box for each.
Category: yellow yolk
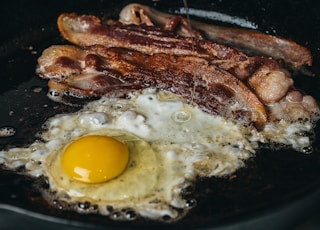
[61,135,129,183]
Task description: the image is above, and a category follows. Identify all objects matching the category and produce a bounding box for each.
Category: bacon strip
[36,6,319,129]
[119,3,312,69]
[57,13,256,79]
[37,45,267,128]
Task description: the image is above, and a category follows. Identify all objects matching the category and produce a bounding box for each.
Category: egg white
[0,88,316,221]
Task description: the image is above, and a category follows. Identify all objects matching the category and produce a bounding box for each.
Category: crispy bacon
[37,45,267,128]
[37,4,320,129]
[248,59,294,104]
[57,13,257,79]
[119,3,312,69]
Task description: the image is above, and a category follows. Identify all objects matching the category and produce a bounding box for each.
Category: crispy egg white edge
[0,88,317,221]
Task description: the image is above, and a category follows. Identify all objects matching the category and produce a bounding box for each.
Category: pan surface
[0,0,320,229]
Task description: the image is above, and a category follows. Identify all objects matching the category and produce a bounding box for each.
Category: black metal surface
[0,0,320,229]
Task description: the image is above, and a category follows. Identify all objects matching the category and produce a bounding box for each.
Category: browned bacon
[57,13,257,80]
[37,5,320,129]
[119,3,312,69]
[37,45,267,128]
[248,59,294,104]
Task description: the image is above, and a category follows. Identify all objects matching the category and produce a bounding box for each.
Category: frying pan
[1,0,320,229]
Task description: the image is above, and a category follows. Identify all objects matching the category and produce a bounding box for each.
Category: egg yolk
[61,135,129,183]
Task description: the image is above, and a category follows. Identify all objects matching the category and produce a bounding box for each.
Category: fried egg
[0,88,316,221]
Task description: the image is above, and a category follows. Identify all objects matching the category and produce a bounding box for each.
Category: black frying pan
[1,0,320,229]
